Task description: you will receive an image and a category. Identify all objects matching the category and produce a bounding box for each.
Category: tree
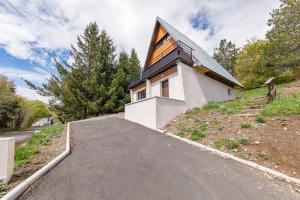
[213,39,240,75]
[235,40,272,89]
[265,0,300,75]
[129,48,141,79]
[26,22,141,121]
[0,75,21,128]
[21,100,51,128]
[105,49,141,112]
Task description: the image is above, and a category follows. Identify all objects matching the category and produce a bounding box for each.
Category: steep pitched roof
[156,17,242,87]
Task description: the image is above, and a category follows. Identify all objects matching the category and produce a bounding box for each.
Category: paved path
[1,128,41,147]
[20,118,299,200]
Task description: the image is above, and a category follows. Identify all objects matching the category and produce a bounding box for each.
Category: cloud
[0,0,281,65]
[0,66,49,83]
[16,86,49,104]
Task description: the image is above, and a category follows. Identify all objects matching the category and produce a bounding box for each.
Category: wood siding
[150,67,177,84]
[155,25,168,43]
[132,82,146,92]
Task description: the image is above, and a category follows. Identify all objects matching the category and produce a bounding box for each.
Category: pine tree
[213,39,239,76]
[265,0,300,75]
[129,48,141,79]
[26,22,117,121]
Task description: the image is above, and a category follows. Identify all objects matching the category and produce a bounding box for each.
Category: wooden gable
[144,24,176,71]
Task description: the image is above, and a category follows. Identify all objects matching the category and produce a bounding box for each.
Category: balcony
[129,41,193,88]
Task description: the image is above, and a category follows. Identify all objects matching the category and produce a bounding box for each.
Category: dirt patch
[165,113,300,180]
[5,127,66,192]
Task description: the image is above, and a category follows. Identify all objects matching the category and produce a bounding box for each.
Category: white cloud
[0,66,49,83]
[16,86,49,104]
[0,0,281,65]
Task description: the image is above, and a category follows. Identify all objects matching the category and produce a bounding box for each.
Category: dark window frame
[137,89,146,100]
[155,33,171,50]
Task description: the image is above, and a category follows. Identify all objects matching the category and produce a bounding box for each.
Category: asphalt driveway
[20,117,299,200]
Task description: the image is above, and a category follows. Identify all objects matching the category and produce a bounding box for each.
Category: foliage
[213,139,239,150]
[235,40,273,89]
[275,71,296,84]
[26,22,141,122]
[213,39,240,75]
[0,75,22,129]
[105,50,141,112]
[255,116,265,123]
[265,0,300,74]
[21,100,51,128]
[240,123,251,128]
[239,138,250,145]
[262,93,300,116]
[0,184,7,198]
[14,123,64,168]
[190,130,206,141]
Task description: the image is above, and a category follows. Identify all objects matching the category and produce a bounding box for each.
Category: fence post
[0,137,15,184]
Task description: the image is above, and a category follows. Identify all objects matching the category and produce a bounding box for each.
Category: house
[125,17,242,129]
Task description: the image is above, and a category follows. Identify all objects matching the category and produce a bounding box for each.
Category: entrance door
[161,79,169,97]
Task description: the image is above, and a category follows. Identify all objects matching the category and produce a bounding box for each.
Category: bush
[275,71,295,84]
[190,130,206,141]
[255,116,265,123]
[239,138,250,145]
[241,123,252,128]
[213,139,239,150]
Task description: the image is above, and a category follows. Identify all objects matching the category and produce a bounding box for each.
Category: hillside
[164,81,300,179]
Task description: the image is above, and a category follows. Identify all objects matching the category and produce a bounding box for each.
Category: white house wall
[125,97,157,129]
[155,97,186,128]
[179,62,235,109]
[150,69,185,100]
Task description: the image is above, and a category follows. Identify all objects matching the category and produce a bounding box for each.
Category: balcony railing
[129,41,193,88]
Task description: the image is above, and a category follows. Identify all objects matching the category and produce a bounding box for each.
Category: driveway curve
[20,117,299,200]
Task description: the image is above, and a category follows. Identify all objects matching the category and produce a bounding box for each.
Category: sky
[0,0,280,103]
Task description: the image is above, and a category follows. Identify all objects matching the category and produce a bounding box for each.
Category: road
[1,128,41,147]
[20,117,299,200]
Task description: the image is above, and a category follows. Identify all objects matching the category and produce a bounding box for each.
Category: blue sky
[0,0,280,103]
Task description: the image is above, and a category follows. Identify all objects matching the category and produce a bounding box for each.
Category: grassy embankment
[14,123,64,168]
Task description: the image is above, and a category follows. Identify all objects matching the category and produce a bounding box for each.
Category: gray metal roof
[157,17,243,87]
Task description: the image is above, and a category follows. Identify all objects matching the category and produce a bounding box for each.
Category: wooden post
[264,77,276,102]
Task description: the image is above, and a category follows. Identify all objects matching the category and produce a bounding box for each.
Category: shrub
[241,123,252,128]
[190,130,206,141]
[255,116,265,123]
[213,139,239,150]
[275,71,295,84]
[239,138,250,145]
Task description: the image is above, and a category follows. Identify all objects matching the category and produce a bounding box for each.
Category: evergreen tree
[26,22,117,121]
[213,39,239,76]
[129,48,141,79]
[265,0,300,74]
[26,22,142,121]
[105,52,130,112]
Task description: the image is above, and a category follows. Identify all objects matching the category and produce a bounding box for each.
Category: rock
[283,127,288,131]
[253,141,260,145]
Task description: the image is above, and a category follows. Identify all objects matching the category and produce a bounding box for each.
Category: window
[155,33,171,50]
[137,89,146,100]
[161,80,169,97]
[228,88,231,96]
